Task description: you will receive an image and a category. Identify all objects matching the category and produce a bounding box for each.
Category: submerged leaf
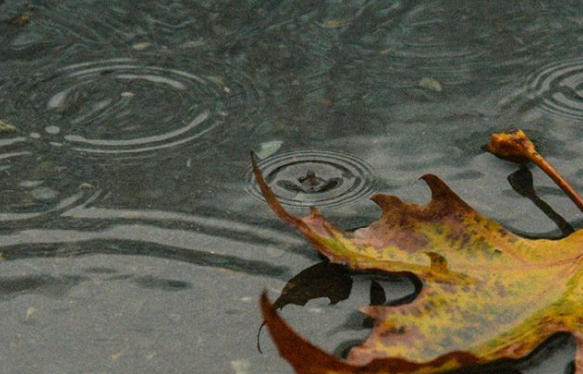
[252,154,583,374]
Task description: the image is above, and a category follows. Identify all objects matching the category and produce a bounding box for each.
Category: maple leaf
[252,153,583,374]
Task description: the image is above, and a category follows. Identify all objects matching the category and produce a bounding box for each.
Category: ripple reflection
[336,1,545,88]
[527,57,583,121]
[0,153,104,225]
[0,57,259,160]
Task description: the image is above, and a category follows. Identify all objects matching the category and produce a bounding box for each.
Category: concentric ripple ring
[527,57,583,121]
[246,151,375,208]
[0,57,259,158]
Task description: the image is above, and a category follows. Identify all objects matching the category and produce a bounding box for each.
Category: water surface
[1,1,583,373]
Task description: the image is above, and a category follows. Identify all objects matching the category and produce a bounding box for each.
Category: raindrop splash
[246,151,374,208]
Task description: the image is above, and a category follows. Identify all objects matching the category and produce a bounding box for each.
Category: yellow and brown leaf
[252,154,583,374]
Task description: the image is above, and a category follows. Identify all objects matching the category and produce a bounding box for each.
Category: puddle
[0,0,582,373]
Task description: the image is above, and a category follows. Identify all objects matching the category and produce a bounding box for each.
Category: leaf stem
[487,129,583,213]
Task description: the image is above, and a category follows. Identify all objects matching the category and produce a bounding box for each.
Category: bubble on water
[527,57,583,121]
[246,151,374,208]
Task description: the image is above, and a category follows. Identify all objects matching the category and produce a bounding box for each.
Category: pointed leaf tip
[260,292,348,373]
[370,194,405,210]
[420,174,453,198]
[420,174,472,211]
[251,153,304,228]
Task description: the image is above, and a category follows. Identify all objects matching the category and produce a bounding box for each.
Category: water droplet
[246,151,374,208]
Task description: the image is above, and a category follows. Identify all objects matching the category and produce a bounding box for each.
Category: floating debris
[132,42,152,51]
[79,182,95,190]
[25,307,37,321]
[321,19,350,28]
[0,120,17,134]
[255,140,283,159]
[45,125,60,134]
[419,77,443,92]
[315,98,333,107]
[20,180,43,188]
[5,13,31,26]
[230,359,250,374]
[180,39,206,48]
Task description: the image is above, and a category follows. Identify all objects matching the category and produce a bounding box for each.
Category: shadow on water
[270,261,353,310]
[0,274,87,300]
[507,166,574,237]
[0,272,191,299]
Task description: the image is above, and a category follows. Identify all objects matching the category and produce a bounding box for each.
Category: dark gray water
[1,1,583,373]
